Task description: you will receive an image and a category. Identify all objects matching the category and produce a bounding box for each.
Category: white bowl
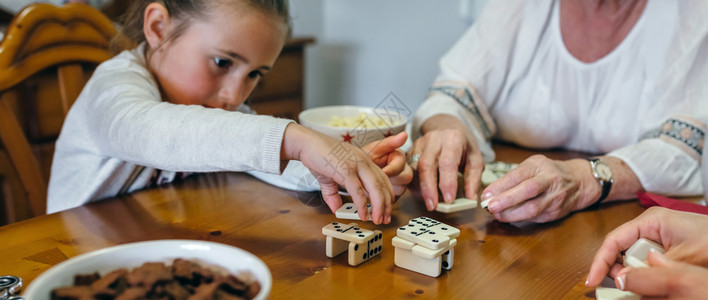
[299,105,407,147]
[23,240,271,300]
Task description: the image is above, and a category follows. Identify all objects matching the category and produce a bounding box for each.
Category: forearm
[573,155,643,209]
[281,123,312,162]
[600,156,644,202]
[90,96,291,173]
[420,114,471,134]
[609,139,702,196]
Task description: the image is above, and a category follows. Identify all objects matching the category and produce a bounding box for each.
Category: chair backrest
[0,3,117,217]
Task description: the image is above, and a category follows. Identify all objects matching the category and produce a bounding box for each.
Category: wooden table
[0,144,649,299]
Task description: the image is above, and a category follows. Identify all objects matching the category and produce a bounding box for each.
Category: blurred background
[0,0,487,111]
[0,0,486,224]
[291,0,486,111]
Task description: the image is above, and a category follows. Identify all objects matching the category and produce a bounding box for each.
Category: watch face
[596,163,612,181]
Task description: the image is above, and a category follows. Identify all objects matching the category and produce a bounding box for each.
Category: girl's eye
[214,58,232,69]
[248,70,263,79]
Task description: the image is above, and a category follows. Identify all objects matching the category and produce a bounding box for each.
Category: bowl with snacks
[298,105,407,147]
[22,240,270,300]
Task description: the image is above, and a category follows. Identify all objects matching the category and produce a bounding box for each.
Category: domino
[441,247,454,270]
[392,239,457,277]
[409,216,460,239]
[412,238,457,259]
[595,287,640,300]
[394,247,444,277]
[480,196,493,210]
[623,255,648,268]
[335,203,373,221]
[397,223,450,250]
[623,238,665,268]
[482,161,519,186]
[326,236,349,258]
[322,222,374,244]
[391,236,415,250]
[348,230,383,266]
[436,198,477,213]
[393,218,460,276]
[481,168,499,186]
[486,161,519,173]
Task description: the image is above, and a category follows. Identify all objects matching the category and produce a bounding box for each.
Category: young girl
[47,0,412,225]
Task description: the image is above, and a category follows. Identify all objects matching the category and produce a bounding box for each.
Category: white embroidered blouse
[413,0,708,196]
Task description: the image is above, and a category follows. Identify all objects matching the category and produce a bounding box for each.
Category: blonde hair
[111,0,291,53]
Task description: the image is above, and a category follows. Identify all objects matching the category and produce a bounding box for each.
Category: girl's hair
[111,0,291,53]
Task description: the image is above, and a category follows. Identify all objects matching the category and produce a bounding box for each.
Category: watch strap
[588,158,613,207]
[595,178,612,205]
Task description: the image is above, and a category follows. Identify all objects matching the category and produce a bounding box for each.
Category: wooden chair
[0,3,117,221]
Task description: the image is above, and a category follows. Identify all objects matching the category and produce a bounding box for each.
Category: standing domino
[322,222,383,267]
[393,217,460,277]
[348,230,383,266]
[392,236,458,277]
[441,248,455,270]
[325,236,349,258]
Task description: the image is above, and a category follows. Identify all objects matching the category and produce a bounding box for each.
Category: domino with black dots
[348,230,383,266]
[323,222,383,267]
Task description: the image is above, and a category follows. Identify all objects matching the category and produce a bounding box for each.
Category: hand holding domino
[595,238,665,300]
[335,203,373,221]
[477,161,518,213]
[622,238,665,268]
[436,197,477,213]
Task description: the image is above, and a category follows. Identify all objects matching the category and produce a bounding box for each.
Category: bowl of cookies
[298,105,407,147]
[22,240,271,300]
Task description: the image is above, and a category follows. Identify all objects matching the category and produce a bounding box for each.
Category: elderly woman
[409,0,707,223]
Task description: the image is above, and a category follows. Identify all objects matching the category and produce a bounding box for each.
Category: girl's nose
[219,81,247,110]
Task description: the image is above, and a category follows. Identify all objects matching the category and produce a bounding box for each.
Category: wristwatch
[587,158,613,206]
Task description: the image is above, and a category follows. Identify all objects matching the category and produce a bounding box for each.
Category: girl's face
[148,5,286,110]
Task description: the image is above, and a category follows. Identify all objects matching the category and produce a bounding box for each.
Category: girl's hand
[362,132,413,197]
[281,124,394,224]
[608,251,708,297]
[410,114,484,210]
[479,156,595,223]
[586,207,708,287]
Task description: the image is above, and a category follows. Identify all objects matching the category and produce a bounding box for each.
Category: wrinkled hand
[608,250,708,297]
[586,207,708,287]
[409,115,484,211]
[282,124,394,224]
[362,132,413,197]
[480,156,595,223]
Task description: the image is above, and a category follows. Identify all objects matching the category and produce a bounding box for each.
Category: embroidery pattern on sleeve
[642,117,705,159]
[428,84,495,140]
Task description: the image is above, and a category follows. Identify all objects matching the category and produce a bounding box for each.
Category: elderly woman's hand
[479,155,596,223]
[408,114,485,210]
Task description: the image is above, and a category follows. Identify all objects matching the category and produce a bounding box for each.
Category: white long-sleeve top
[47,44,294,213]
[413,0,707,196]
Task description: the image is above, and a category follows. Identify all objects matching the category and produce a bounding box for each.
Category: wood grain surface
[0,143,650,299]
